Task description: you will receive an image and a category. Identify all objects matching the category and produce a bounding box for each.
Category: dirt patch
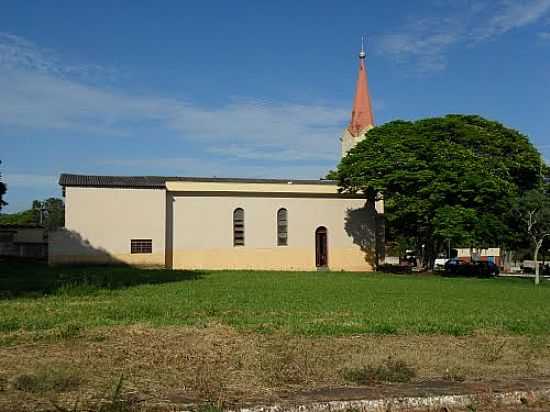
[1,325,550,411]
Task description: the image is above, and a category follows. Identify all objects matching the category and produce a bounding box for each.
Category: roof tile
[59,174,337,188]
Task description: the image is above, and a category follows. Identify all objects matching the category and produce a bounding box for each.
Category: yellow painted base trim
[171,247,374,272]
[49,248,375,272]
[48,252,165,268]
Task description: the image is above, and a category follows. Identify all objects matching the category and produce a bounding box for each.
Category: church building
[49,43,384,271]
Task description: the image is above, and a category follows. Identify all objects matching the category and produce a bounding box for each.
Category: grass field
[2,263,550,411]
[1,262,549,336]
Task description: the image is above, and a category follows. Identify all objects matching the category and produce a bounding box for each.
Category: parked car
[521,260,550,275]
[434,258,449,271]
[444,259,500,277]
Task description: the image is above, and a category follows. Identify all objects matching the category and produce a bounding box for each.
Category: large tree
[333,115,543,266]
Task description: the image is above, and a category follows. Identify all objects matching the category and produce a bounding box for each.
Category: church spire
[347,36,374,137]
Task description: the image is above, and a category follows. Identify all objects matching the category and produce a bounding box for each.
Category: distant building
[455,248,502,266]
[50,42,384,271]
[0,224,48,259]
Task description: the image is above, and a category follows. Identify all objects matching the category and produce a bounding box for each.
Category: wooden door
[315,227,328,268]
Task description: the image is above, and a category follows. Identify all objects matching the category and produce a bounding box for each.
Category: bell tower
[341,37,375,157]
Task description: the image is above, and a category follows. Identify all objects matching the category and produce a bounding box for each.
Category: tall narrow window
[277,208,288,246]
[233,208,245,246]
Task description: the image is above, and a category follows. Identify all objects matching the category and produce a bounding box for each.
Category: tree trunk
[534,241,542,286]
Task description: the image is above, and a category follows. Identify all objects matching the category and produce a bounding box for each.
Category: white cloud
[0,33,54,72]
[476,0,550,39]
[0,71,140,136]
[0,70,345,155]
[166,99,346,149]
[0,33,346,163]
[0,32,114,80]
[378,25,461,72]
[0,33,346,212]
[377,0,550,72]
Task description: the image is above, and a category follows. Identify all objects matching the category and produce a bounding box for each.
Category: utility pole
[35,201,47,226]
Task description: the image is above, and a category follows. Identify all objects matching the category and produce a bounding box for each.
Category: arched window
[233,208,245,246]
[277,208,288,246]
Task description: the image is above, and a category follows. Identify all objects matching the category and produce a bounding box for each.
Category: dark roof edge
[59,173,338,188]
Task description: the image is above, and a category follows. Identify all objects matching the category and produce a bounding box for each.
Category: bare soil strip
[1,325,550,411]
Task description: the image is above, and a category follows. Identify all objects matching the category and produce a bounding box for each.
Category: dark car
[444,259,500,277]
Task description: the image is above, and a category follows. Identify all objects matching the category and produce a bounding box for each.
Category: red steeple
[347,38,374,137]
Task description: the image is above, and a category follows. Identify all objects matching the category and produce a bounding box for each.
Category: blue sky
[1,0,550,212]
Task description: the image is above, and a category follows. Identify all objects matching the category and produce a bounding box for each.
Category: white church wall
[50,183,382,272]
[169,193,376,271]
[50,186,166,266]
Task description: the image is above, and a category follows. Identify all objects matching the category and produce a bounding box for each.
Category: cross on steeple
[359,35,366,59]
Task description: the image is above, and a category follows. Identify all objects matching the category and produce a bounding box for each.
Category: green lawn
[1,262,549,336]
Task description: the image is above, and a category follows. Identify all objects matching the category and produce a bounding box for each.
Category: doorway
[315,226,328,268]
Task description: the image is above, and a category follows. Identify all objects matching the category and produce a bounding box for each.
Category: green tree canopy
[334,115,544,264]
[33,198,65,230]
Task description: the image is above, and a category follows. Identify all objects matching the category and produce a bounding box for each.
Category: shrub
[343,357,416,384]
[55,322,82,340]
[12,366,81,393]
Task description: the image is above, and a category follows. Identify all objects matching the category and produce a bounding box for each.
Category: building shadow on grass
[0,261,205,298]
[0,229,205,298]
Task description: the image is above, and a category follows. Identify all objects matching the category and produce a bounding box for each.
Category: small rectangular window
[131,239,152,254]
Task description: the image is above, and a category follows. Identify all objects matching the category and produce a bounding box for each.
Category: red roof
[347,57,374,137]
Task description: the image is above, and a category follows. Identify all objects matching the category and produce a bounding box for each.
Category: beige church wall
[49,228,164,266]
[166,180,342,194]
[49,187,166,266]
[169,193,377,271]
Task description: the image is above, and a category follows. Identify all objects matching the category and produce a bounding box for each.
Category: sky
[1,0,550,213]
